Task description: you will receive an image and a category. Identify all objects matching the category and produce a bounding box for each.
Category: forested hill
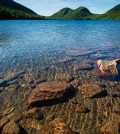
[0,0,36,14]
[0,0,45,20]
[48,4,120,20]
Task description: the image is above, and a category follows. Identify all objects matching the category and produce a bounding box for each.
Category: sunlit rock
[97,59,120,75]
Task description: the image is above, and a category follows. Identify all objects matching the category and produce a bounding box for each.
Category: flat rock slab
[79,84,107,98]
[97,59,120,75]
[100,120,120,134]
[28,81,74,106]
[38,118,78,134]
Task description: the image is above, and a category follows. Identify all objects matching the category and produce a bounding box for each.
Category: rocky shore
[0,47,120,134]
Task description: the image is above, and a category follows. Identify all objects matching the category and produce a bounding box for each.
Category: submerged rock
[4,71,24,82]
[97,59,120,75]
[23,107,43,120]
[76,104,90,113]
[39,118,78,134]
[100,120,120,134]
[2,121,22,134]
[28,81,75,106]
[55,74,74,82]
[23,118,43,130]
[79,84,107,98]
[67,49,94,57]
[3,107,14,116]
[0,118,9,130]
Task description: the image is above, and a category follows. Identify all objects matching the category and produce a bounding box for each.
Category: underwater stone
[28,81,74,106]
[79,84,107,98]
[38,118,78,134]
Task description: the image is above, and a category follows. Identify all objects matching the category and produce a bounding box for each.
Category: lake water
[0,20,120,134]
[0,20,120,75]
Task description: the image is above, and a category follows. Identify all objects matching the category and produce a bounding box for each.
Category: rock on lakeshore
[79,84,107,98]
[97,59,120,75]
[28,81,75,106]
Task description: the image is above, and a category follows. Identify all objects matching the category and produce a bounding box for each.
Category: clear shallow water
[0,20,120,134]
[0,20,120,76]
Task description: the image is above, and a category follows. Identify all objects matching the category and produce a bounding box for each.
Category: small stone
[0,118,9,130]
[24,119,43,130]
[76,104,90,113]
[79,84,107,98]
[100,120,120,134]
[5,85,17,92]
[55,74,74,82]
[70,79,80,88]
[23,108,43,120]
[2,121,22,134]
[39,118,78,134]
[3,108,14,116]
[113,105,120,114]
[21,84,27,88]
[24,74,34,84]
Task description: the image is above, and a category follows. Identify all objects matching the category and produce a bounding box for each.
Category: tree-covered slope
[49,6,92,20]
[0,0,45,20]
[48,8,73,20]
[0,0,36,14]
[48,4,120,20]
[96,4,120,20]
[0,6,45,20]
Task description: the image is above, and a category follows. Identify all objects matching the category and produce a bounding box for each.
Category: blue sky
[14,0,120,16]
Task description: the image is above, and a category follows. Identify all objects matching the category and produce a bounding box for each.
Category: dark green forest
[0,6,45,20]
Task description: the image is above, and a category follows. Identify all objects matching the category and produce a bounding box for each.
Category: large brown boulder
[28,81,74,106]
[38,118,78,134]
[79,84,107,98]
[97,59,120,75]
[100,120,120,134]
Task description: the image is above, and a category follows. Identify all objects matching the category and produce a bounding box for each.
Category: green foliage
[0,0,36,14]
[0,6,45,20]
[96,4,120,20]
[48,8,73,20]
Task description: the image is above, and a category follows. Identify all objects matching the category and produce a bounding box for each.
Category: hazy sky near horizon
[14,0,120,16]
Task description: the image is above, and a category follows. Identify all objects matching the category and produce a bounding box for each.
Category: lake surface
[0,20,120,75]
[0,20,120,134]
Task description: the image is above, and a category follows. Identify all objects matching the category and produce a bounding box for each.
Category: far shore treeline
[0,0,120,20]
